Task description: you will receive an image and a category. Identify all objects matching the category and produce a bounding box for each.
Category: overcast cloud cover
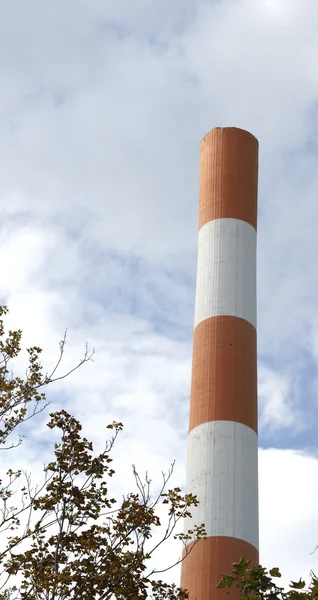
[0,0,318,589]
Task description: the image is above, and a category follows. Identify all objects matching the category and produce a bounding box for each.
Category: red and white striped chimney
[181,127,259,600]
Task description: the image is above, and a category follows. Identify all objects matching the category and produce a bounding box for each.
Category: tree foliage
[0,305,93,450]
[0,306,206,599]
[218,558,318,600]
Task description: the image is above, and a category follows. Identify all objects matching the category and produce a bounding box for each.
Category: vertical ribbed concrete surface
[180,128,259,600]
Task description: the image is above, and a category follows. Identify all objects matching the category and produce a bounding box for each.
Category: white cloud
[259,447,318,586]
[258,366,301,431]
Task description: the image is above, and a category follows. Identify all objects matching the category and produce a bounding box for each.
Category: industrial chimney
[180,127,259,599]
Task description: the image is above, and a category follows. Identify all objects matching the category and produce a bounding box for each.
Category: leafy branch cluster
[0,305,93,451]
[0,306,206,600]
[218,558,318,600]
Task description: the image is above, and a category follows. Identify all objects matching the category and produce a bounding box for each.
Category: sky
[0,0,318,590]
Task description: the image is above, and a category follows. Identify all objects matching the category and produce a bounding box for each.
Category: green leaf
[290,579,306,590]
[270,568,282,578]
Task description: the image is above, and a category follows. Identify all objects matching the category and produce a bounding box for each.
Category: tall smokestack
[180,127,259,600]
